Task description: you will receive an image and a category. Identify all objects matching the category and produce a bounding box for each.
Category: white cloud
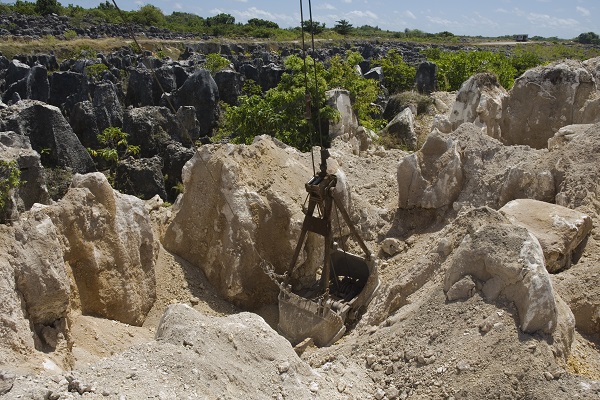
[527,13,579,28]
[318,3,336,10]
[404,10,416,20]
[341,0,352,3]
[576,6,590,17]
[495,8,508,14]
[347,10,378,19]
[235,7,295,25]
[174,3,182,10]
[426,15,460,28]
[233,0,248,3]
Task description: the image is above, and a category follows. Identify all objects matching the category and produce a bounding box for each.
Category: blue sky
[71,0,598,38]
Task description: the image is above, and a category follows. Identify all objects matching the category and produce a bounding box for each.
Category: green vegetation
[0,160,22,221]
[203,53,230,74]
[375,49,417,94]
[576,32,600,45]
[325,51,383,131]
[88,127,140,167]
[422,48,517,90]
[218,51,387,149]
[84,62,108,80]
[218,54,337,151]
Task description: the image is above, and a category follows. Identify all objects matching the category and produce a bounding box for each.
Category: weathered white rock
[12,214,69,327]
[381,108,417,150]
[445,223,559,334]
[42,172,158,326]
[449,73,507,139]
[500,199,592,273]
[380,237,406,256]
[501,59,600,148]
[397,130,463,209]
[327,88,359,139]
[163,136,352,308]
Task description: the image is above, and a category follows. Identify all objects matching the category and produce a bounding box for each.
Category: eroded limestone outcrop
[163,135,354,309]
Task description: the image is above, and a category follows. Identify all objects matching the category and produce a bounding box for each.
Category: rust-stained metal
[276,149,379,347]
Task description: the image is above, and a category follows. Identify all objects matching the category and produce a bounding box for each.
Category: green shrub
[326,51,384,131]
[203,53,230,74]
[63,29,77,40]
[423,49,517,90]
[84,63,108,80]
[88,127,140,167]
[0,160,22,221]
[375,49,417,94]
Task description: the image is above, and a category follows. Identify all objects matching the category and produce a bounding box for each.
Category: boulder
[364,66,383,82]
[114,156,168,200]
[162,141,195,201]
[91,81,123,133]
[239,63,259,83]
[163,136,334,309]
[125,68,154,107]
[6,59,29,87]
[123,106,182,158]
[259,63,284,92]
[214,69,244,106]
[0,131,49,212]
[449,73,507,139]
[151,66,177,105]
[48,71,88,114]
[449,124,553,211]
[41,172,159,326]
[500,199,592,273]
[326,88,359,139]
[69,101,100,149]
[397,129,463,209]
[501,59,600,148]
[11,214,70,330]
[444,223,566,336]
[380,108,417,150]
[3,64,49,104]
[172,69,219,137]
[0,100,95,173]
[415,61,437,94]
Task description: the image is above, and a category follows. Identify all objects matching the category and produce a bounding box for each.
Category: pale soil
[4,91,600,399]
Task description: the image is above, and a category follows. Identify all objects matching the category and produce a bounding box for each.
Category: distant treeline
[2,0,599,43]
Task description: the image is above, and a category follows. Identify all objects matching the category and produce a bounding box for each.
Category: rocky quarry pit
[1,44,600,399]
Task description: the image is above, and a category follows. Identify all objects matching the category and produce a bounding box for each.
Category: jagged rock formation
[499,199,593,273]
[501,59,600,148]
[163,136,316,308]
[0,100,95,173]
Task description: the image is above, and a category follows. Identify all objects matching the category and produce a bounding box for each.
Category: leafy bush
[326,51,383,130]
[203,53,230,74]
[12,0,37,15]
[576,32,600,45]
[131,4,165,27]
[63,29,77,40]
[375,49,417,94]
[88,127,140,167]
[219,51,386,150]
[35,0,61,16]
[84,63,108,80]
[219,55,337,150]
[0,160,21,221]
[423,49,517,90]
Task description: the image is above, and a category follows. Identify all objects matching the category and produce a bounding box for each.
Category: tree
[35,0,61,15]
[334,19,352,35]
[131,4,165,27]
[301,20,325,34]
[206,13,235,26]
[248,18,278,29]
[576,32,600,44]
